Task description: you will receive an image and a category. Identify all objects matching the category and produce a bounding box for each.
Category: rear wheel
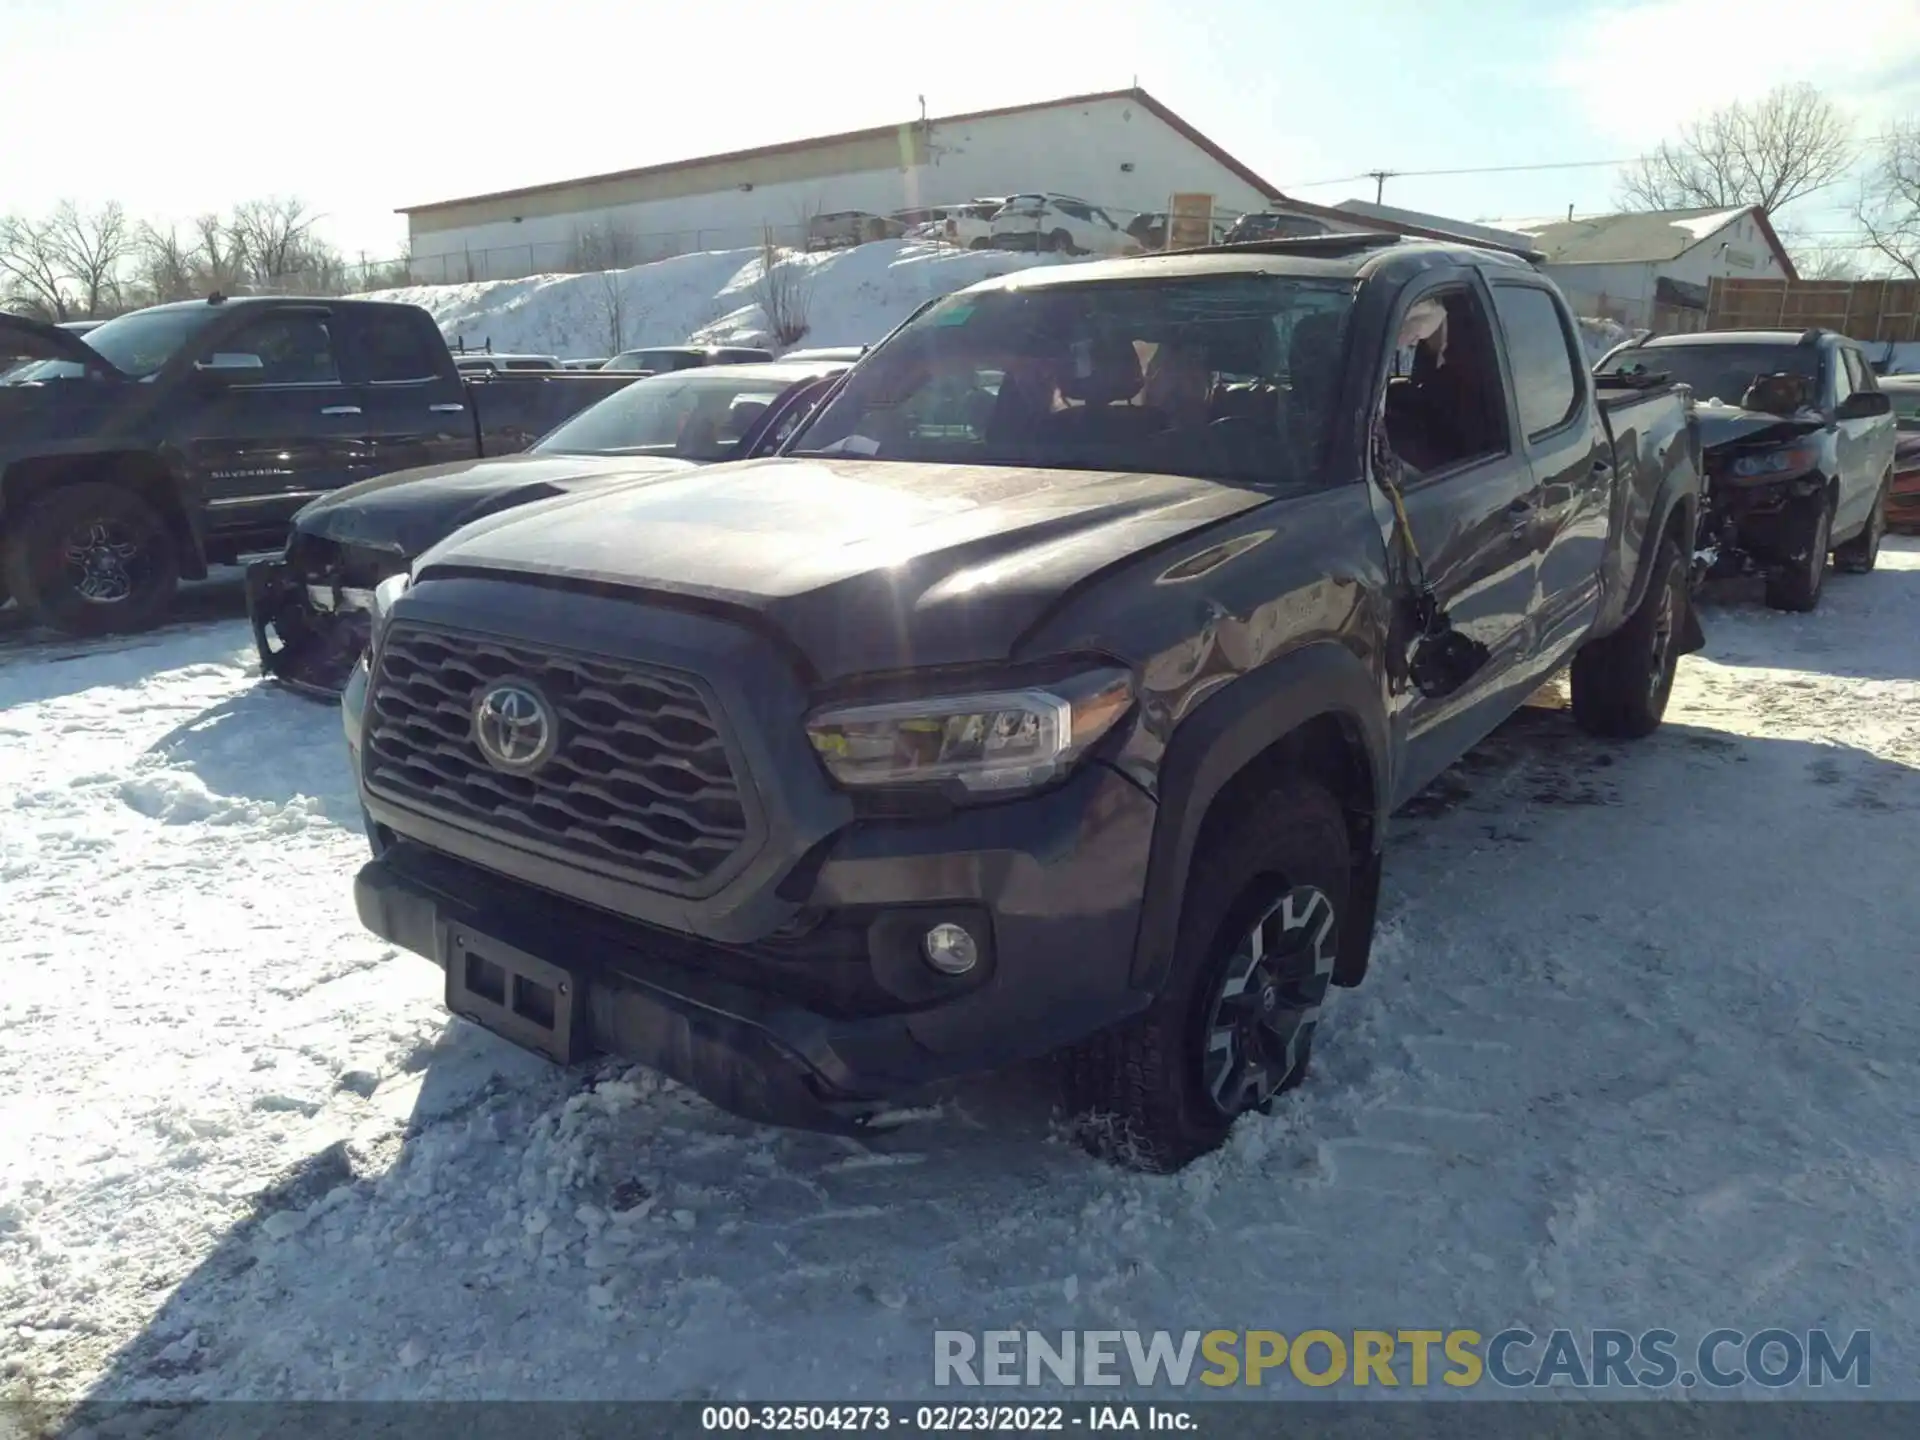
[1763,492,1831,612]
[1063,777,1350,1172]
[1834,477,1888,574]
[1571,537,1687,739]
[1,482,180,637]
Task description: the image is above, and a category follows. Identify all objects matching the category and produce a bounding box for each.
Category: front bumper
[1696,470,1828,578]
[356,751,1158,1130]
[246,553,386,700]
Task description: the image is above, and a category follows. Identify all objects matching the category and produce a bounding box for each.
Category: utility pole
[1366,169,1398,204]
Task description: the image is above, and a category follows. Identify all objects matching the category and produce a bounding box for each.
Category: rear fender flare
[1618,476,1698,628]
[1128,640,1391,995]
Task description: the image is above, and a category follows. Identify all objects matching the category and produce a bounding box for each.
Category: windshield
[786,275,1358,486]
[1607,343,1824,408]
[532,371,791,459]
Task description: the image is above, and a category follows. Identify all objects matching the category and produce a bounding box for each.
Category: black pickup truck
[344,234,1703,1171]
[0,297,637,635]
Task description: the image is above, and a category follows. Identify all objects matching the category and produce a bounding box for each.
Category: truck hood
[413,455,1271,680]
[292,451,698,557]
[0,313,122,374]
[1693,402,1828,453]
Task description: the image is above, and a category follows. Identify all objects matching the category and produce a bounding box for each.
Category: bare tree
[192,211,242,291]
[46,201,132,317]
[753,226,813,347]
[136,222,201,303]
[228,197,327,286]
[0,214,73,319]
[1617,83,1855,216]
[1856,121,1920,279]
[568,219,642,273]
[596,268,629,354]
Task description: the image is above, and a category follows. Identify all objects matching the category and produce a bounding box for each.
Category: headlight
[370,572,410,628]
[804,667,1134,796]
[1731,445,1817,478]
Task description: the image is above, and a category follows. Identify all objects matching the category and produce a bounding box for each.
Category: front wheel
[1048,228,1076,254]
[1570,536,1688,739]
[1,482,181,637]
[1063,778,1351,1172]
[1833,478,1888,574]
[1763,492,1831,612]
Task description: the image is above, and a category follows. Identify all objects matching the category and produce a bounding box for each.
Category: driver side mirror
[1836,390,1891,420]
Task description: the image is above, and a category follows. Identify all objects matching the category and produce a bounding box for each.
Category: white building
[400,88,1312,283]
[1337,199,1798,333]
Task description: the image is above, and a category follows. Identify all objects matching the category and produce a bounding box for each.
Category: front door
[1836,347,1893,533]
[176,308,371,542]
[1377,279,1545,806]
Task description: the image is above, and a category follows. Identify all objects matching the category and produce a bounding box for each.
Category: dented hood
[1693,401,1828,453]
[413,455,1270,680]
[0,313,123,374]
[291,451,698,557]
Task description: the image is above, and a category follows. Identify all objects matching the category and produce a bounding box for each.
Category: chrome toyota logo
[472,682,558,773]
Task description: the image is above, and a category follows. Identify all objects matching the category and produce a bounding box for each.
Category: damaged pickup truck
[1597,327,1897,611]
[0,297,636,635]
[247,359,849,695]
[346,234,1703,1171]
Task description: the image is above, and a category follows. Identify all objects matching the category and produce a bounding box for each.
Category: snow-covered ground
[4,546,1919,1403]
[356,236,1636,365]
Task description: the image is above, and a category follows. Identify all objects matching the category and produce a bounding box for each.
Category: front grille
[365,625,751,889]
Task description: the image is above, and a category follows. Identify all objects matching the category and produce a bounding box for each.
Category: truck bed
[463,370,639,455]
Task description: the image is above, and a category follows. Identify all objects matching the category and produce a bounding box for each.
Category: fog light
[922,922,979,975]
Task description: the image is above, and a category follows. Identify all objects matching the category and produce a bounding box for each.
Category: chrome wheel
[1647,570,1677,703]
[1200,885,1338,1117]
[62,520,145,605]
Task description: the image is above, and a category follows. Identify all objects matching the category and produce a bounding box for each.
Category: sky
[4,0,1918,265]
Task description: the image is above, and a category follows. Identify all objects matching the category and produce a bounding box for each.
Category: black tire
[967,237,990,251]
[1048,228,1076,254]
[1570,536,1687,740]
[1063,778,1350,1173]
[1,482,181,637]
[1763,492,1832,613]
[1833,477,1888,574]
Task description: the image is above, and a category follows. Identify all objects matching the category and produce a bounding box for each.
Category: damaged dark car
[1597,328,1898,611]
[247,359,848,695]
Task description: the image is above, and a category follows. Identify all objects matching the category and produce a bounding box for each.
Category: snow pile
[360,239,1643,375]
[354,241,1071,359]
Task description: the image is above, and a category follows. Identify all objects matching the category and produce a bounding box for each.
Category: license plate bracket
[443,923,583,1065]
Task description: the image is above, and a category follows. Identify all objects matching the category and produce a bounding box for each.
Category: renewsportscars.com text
[933,1328,1871,1390]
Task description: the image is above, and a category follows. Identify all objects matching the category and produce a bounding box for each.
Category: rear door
[1836,346,1892,533]
[1488,279,1609,669]
[175,306,371,539]
[340,305,475,476]
[1379,276,1546,805]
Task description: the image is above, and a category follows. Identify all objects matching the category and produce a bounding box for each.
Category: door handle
[429,402,466,413]
[320,405,362,416]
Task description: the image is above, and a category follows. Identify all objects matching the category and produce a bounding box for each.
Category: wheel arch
[1129,640,1391,997]
[0,451,205,580]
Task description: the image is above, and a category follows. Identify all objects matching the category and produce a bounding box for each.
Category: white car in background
[903,199,1008,250]
[986,194,1141,256]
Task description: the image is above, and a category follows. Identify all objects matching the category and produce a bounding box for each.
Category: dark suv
[345,235,1701,1170]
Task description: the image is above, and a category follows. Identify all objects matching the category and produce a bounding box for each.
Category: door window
[355,310,444,384]
[215,313,340,386]
[1381,286,1510,478]
[1491,284,1581,440]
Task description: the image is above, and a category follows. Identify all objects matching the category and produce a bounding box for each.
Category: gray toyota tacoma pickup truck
[344,234,1703,1171]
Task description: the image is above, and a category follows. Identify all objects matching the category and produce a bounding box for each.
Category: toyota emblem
[472,682,558,773]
